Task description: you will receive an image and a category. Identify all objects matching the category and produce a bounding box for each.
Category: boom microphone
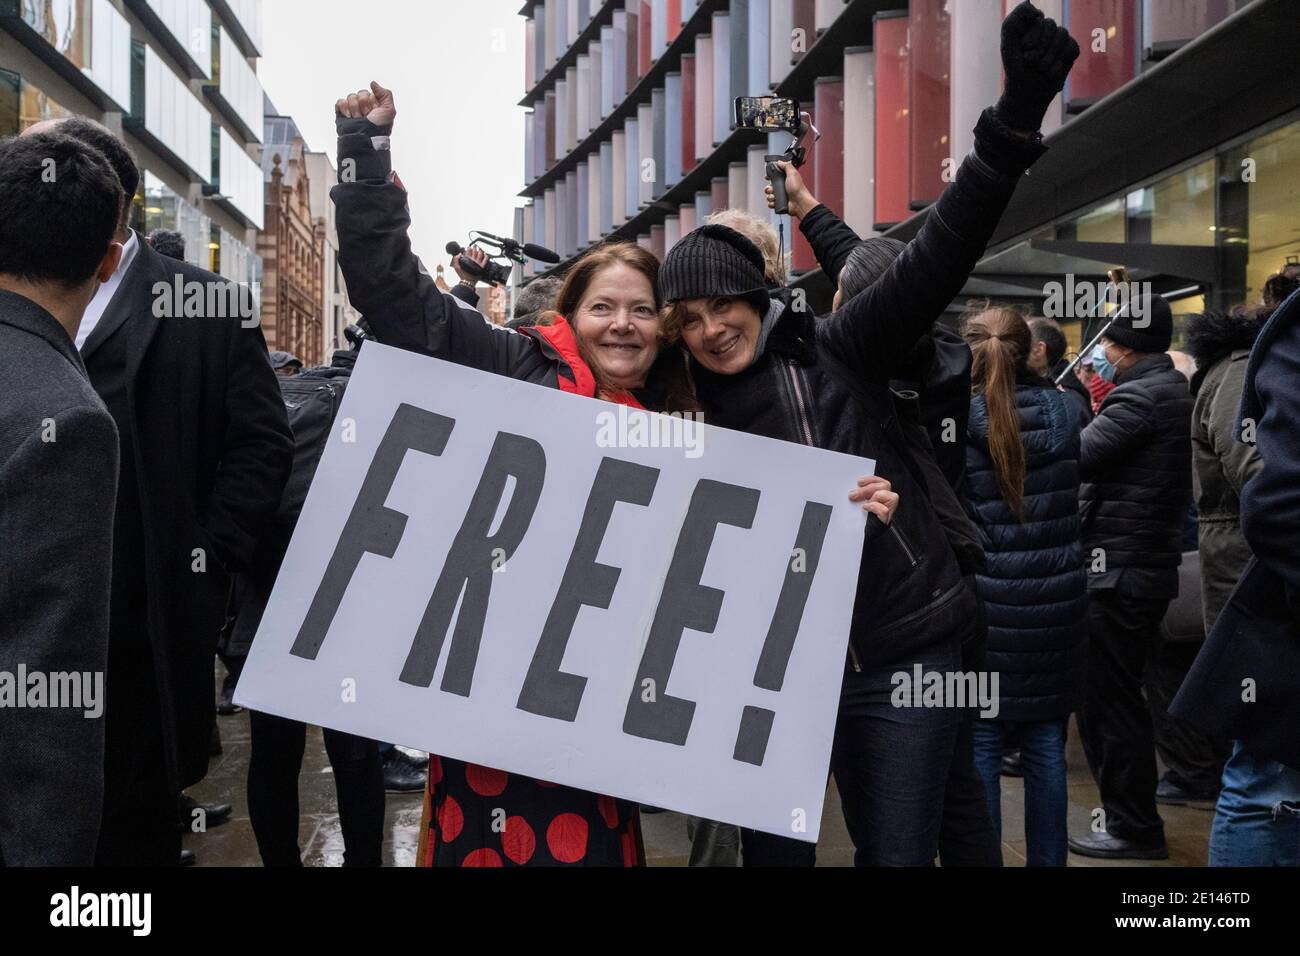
[523,243,561,264]
[449,234,561,271]
[476,230,561,265]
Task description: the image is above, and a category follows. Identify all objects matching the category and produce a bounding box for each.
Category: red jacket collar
[523,316,645,409]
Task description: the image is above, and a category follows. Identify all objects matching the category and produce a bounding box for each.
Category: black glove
[335,113,393,139]
[994,1,1080,132]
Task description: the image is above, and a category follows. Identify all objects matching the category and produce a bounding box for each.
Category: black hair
[0,132,123,289]
[55,117,140,229]
[149,228,186,260]
[1263,262,1300,309]
[1028,316,1068,366]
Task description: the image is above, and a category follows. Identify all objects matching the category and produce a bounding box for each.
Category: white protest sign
[236,343,872,842]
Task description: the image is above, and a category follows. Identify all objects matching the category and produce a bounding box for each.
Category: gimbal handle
[765,156,791,216]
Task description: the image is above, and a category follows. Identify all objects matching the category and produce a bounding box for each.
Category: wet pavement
[187,701,1213,867]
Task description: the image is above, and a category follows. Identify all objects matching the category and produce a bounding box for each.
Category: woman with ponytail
[962,304,1087,866]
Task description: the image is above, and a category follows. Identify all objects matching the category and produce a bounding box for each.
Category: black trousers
[247,711,385,867]
[95,611,180,867]
[1147,638,1229,794]
[1077,589,1171,845]
[938,585,1003,867]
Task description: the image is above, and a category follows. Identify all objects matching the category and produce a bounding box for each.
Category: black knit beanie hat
[1106,293,1173,354]
[659,224,770,316]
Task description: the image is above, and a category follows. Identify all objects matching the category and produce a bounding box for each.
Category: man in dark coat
[23,118,294,865]
[1173,288,1300,847]
[1174,305,1299,864]
[1069,295,1193,860]
[0,132,125,866]
[1029,316,1093,427]
[1186,308,1266,630]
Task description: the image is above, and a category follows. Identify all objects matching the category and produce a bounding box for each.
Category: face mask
[1092,344,1119,383]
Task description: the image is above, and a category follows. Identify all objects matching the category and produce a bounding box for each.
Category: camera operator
[448,245,491,310]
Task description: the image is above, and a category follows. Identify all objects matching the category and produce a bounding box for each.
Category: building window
[128,40,211,180]
[1064,0,1137,110]
[1043,116,1299,320]
[1126,158,1217,247]
[1057,197,1126,243]
[137,171,210,267]
[0,68,70,136]
[1218,119,1300,308]
[908,0,950,208]
[1144,0,1236,59]
[873,12,910,228]
[8,0,92,70]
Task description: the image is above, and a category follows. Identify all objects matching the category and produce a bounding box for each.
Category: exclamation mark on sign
[733,502,832,766]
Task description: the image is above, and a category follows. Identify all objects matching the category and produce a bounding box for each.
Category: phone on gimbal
[733,97,817,216]
[733,96,800,131]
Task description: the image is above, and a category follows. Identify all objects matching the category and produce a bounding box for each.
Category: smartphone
[733,96,800,132]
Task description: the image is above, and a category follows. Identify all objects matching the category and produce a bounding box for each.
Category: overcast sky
[259,0,526,269]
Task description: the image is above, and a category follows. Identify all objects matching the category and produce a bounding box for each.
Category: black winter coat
[799,203,986,578]
[331,115,684,411]
[1052,358,1094,428]
[965,380,1086,720]
[1173,288,1300,768]
[80,239,293,791]
[691,108,1046,669]
[1186,310,1266,630]
[221,350,359,659]
[1079,354,1193,598]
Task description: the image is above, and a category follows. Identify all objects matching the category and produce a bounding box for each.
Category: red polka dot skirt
[418,756,644,867]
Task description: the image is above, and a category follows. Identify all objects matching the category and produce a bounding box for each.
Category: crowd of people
[1,2,1296,869]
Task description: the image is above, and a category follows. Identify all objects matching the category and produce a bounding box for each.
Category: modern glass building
[515,0,1300,351]
[1,0,266,291]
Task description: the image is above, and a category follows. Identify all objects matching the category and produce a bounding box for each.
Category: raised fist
[996,1,1080,132]
[335,81,396,130]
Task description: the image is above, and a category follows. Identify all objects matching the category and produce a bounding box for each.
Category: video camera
[446,231,562,288]
[344,320,372,351]
[733,96,820,216]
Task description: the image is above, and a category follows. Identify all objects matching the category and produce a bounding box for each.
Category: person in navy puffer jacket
[962,305,1087,867]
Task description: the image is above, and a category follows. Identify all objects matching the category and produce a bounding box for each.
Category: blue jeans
[973,718,1068,866]
[1209,741,1300,867]
[830,643,962,867]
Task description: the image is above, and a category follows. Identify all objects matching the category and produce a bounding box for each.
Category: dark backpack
[277,373,349,524]
[218,366,351,659]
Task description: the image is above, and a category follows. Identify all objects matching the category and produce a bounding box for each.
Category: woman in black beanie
[658,2,1078,866]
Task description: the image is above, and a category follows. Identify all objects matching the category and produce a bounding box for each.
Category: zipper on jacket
[846,639,862,673]
[890,524,920,568]
[781,356,847,668]
[783,358,817,446]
